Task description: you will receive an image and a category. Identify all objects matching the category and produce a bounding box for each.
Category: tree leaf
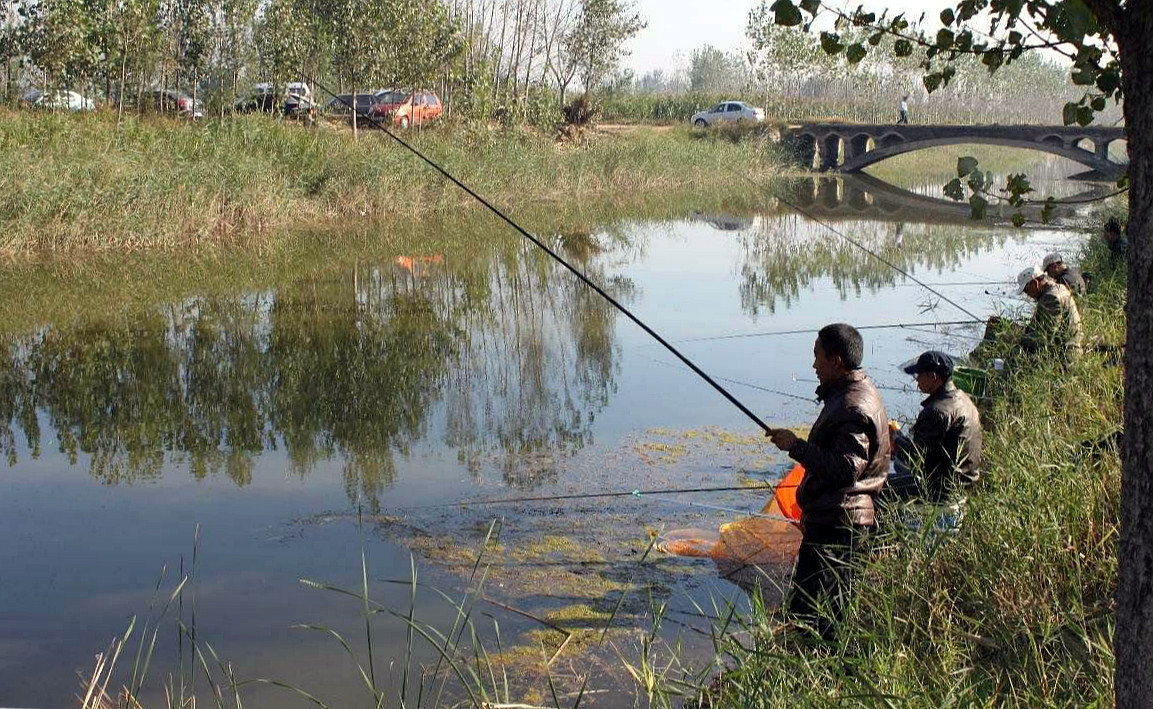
[940,8,954,25]
[845,43,867,64]
[894,38,913,57]
[1011,212,1027,227]
[957,156,979,177]
[1062,102,1079,125]
[800,0,820,15]
[820,31,844,55]
[771,0,804,26]
[943,178,965,201]
[968,194,988,220]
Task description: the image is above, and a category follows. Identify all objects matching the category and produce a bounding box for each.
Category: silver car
[691,101,765,128]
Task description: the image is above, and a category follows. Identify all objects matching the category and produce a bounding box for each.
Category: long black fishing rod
[306,76,780,435]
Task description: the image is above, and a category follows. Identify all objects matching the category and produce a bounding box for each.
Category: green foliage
[0,110,780,251]
[563,0,645,97]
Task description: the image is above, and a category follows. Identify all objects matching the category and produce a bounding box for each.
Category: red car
[368,90,443,128]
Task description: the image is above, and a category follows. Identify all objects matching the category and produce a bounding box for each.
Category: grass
[669,227,1125,709]
[0,110,782,253]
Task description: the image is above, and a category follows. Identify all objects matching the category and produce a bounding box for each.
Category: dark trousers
[787,523,866,640]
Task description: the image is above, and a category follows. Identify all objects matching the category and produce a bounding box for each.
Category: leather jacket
[893,380,982,502]
[788,369,890,528]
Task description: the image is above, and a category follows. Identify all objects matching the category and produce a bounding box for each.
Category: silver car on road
[690,101,765,128]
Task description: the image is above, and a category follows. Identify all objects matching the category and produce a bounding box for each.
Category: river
[0,158,1100,707]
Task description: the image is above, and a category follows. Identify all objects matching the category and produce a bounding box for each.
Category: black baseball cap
[902,350,955,378]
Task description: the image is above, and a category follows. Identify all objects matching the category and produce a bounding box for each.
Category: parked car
[368,90,443,128]
[324,89,391,117]
[21,88,95,112]
[147,89,204,118]
[235,82,314,117]
[690,101,765,128]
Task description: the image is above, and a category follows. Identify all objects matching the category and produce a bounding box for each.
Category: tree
[688,44,739,93]
[763,1,1151,705]
[562,0,643,101]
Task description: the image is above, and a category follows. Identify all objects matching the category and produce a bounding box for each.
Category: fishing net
[657,464,805,596]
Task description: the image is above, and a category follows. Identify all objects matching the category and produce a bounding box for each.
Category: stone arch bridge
[786,123,1127,179]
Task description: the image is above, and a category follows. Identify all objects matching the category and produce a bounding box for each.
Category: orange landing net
[657,463,804,566]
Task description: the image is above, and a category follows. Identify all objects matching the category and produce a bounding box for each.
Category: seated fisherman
[1042,252,1086,296]
[767,323,889,639]
[1103,217,1128,261]
[887,351,982,504]
[1018,265,1083,361]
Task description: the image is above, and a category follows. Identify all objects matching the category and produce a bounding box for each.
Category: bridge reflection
[771,173,1104,225]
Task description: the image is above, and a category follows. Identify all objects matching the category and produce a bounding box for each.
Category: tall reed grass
[662,230,1125,709]
[0,110,780,253]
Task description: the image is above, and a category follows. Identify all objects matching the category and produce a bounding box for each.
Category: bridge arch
[838,135,1125,178]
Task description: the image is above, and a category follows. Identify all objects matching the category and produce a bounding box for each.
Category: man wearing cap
[889,351,982,504]
[1018,265,1083,361]
[767,323,889,639]
[1042,252,1086,296]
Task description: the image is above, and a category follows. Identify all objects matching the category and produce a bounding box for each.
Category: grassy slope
[0,110,781,253]
[693,234,1124,708]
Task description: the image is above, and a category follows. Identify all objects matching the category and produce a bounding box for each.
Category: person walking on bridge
[767,323,890,640]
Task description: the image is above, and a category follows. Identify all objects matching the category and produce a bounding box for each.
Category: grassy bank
[0,110,781,253]
[689,232,1124,708]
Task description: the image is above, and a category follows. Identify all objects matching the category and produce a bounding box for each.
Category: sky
[624,0,957,76]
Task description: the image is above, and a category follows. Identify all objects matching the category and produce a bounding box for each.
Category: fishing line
[405,483,786,510]
[732,172,986,322]
[677,319,983,345]
[306,76,779,434]
[638,353,818,403]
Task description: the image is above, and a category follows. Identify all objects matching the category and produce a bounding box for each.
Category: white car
[691,101,765,128]
[23,89,95,112]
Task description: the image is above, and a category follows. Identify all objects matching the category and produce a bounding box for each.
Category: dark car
[235,83,314,117]
[324,92,383,116]
[147,89,204,118]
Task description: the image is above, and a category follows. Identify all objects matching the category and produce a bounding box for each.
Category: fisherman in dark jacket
[767,323,889,639]
[888,351,982,504]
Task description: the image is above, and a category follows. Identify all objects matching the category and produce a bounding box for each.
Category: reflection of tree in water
[737,215,1003,316]
[443,232,632,488]
[0,235,633,499]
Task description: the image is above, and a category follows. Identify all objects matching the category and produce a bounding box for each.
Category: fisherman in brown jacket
[767,323,890,639]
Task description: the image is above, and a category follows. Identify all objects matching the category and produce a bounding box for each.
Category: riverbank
[695,229,1124,707]
[0,110,781,253]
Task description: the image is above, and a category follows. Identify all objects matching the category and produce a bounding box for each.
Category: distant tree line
[0,0,644,124]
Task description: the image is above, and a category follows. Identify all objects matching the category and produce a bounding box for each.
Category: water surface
[0,168,1093,707]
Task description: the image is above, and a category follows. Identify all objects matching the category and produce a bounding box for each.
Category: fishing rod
[405,483,787,510]
[412,486,798,524]
[305,76,781,435]
[677,319,984,345]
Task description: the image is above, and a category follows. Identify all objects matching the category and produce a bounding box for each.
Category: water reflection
[0,187,1056,493]
[0,243,629,501]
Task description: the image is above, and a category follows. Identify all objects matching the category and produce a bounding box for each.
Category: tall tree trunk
[1114,3,1153,708]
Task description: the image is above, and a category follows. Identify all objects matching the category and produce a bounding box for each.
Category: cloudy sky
[624,0,957,75]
